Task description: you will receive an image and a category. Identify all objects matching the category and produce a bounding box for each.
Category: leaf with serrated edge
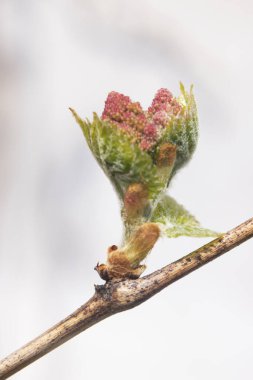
[151,195,220,238]
[159,84,198,177]
[95,116,165,200]
[71,110,165,202]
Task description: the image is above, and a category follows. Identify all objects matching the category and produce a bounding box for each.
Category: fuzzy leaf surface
[151,195,219,238]
[71,110,165,201]
[159,84,198,177]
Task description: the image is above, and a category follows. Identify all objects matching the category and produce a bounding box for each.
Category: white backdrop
[0,1,253,379]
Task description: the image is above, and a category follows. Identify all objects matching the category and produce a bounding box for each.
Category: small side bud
[107,223,160,278]
[123,223,160,267]
[156,143,177,168]
[107,245,118,253]
[124,183,149,219]
[96,223,160,281]
[106,250,132,278]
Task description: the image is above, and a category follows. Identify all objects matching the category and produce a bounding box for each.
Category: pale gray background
[0,1,253,379]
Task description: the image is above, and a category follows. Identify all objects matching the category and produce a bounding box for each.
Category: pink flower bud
[101,88,183,153]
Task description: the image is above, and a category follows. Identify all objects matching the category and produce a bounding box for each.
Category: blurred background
[0,1,253,379]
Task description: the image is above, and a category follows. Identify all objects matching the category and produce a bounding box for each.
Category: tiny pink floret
[143,123,157,138]
[102,88,181,151]
[148,88,173,114]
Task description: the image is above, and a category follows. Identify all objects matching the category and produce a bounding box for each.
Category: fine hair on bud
[123,183,149,219]
[123,223,160,267]
[156,143,177,168]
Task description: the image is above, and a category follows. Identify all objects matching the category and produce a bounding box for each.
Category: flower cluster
[102,88,181,151]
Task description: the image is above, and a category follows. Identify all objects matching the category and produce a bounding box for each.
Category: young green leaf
[159,84,198,178]
[70,110,165,201]
[151,195,220,238]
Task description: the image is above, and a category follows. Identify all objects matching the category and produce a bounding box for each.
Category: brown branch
[1,217,253,379]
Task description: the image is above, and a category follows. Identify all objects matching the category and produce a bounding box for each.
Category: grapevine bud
[156,142,177,168]
[122,223,160,267]
[71,83,199,279]
[123,183,149,219]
